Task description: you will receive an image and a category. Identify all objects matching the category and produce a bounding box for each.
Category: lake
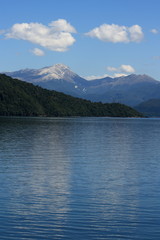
[0,117,160,239]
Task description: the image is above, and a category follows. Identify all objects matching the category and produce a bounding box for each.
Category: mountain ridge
[4,64,160,107]
[0,74,143,117]
[135,99,160,117]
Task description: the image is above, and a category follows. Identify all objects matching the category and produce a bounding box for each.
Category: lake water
[0,117,160,239]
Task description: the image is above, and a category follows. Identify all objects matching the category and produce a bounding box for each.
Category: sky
[1,0,160,80]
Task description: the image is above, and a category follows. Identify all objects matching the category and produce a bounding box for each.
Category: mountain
[85,74,160,106]
[135,99,160,117]
[5,64,87,97]
[5,64,160,106]
[0,74,143,117]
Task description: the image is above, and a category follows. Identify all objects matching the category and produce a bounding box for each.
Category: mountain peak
[37,63,76,82]
[41,63,71,72]
[4,64,160,107]
[124,73,157,82]
[54,63,70,69]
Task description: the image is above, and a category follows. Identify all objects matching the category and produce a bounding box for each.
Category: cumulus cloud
[113,73,127,78]
[85,64,135,80]
[85,73,128,80]
[107,66,118,72]
[150,28,158,34]
[85,74,110,80]
[107,64,135,73]
[31,48,45,56]
[49,19,76,33]
[86,24,143,43]
[4,19,76,52]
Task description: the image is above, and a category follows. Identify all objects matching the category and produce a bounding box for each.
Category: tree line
[0,74,143,117]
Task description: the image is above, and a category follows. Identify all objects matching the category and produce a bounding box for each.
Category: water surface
[0,117,160,239]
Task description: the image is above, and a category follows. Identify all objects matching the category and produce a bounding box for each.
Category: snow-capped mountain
[35,64,78,83]
[5,64,79,83]
[4,64,160,106]
[5,64,88,97]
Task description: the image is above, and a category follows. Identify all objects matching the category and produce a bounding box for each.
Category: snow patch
[37,63,77,82]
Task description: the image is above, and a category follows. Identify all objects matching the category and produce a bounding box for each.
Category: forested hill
[0,74,143,117]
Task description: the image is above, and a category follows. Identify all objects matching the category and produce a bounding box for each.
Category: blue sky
[1,0,160,80]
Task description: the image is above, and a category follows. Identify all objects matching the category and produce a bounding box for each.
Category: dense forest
[0,74,143,117]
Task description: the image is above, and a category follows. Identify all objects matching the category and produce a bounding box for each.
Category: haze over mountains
[5,64,160,107]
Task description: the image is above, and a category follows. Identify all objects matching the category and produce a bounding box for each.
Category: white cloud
[49,19,76,33]
[128,25,144,42]
[85,64,135,80]
[86,24,143,43]
[4,19,76,52]
[85,73,128,80]
[150,28,158,34]
[119,64,135,73]
[107,66,118,72]
[84,74,110,80]
[31,48,45,56]
[107,64,135,73]
[113,73,127,78]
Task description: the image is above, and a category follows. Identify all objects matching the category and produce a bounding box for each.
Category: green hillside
[135,99,160,117]
[0,74,143,117]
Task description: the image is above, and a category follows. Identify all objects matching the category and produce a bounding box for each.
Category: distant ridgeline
[135,99,160,117]
[0,74,143,117]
